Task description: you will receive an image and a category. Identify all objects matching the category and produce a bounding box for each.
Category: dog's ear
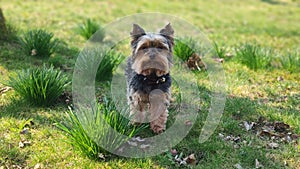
[130,24,146,49]
[159,23,174,49]
[131,24,146,39]
[159,23,174,38]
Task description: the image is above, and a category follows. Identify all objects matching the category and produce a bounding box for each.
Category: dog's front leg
[129,91,148,124]
[149,90,170,133]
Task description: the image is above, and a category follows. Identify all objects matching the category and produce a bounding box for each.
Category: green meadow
[0,0,299,168]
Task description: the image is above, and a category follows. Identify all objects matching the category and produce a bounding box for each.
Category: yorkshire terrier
[125,23,174,133]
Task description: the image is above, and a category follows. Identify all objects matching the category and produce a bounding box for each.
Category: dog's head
[130,23,174,77]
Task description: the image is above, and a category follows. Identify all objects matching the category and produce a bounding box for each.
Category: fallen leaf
[234,163,243,169]
[34,163,43,169]
[127,141,138,147]
[255,159,263,168]
[170,149,177,155]
[243,121,255,131]
[140,144,150,149]
[185,120,193,126]
[184,153,197,165]
[0,87,11,94]
[19,140,31,148]
[267,142,279,149]
[20,128,29,135]
[132,136,145,142]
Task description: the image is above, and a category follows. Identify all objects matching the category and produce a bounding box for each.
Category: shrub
[7,65,69,106]
[77,48,124,82]
[77,19,105,41]
[18,29,59,58]
[56,98,147,160]
[174,37,199,62]
[235,43,273,70]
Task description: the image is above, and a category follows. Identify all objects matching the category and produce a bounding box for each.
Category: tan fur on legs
[149,91,170,133]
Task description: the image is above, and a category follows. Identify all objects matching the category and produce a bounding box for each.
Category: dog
[125,23,174,133]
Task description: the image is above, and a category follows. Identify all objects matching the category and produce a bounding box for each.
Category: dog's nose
[149,54,155,59]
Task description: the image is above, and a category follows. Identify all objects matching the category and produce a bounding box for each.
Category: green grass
[56,98,146,160]
[77,18,105,41]
[234,42,273,70]
[6,65,69,106]
[0,0,300,168]
[173,37,199,61]
[18,29,60,58]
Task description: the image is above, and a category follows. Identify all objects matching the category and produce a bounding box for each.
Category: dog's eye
[156,45,168,50]
[139,46,148,51]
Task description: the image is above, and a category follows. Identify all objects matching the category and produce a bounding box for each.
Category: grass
[77,48,124,82]
[77,18,105,41]
[0,0,300,168]
[173,37,198,62]
[234,42,273,70]
[18,29,59,58]
[6,65,69,106]
[56,98,146,160]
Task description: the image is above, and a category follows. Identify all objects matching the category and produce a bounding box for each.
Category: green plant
[173,37,199,62]
[18,29,59,58]
[213,42,227,59]
[279,49,300,72]
[7,65,69,106]
[77,48,124,82]
[56,98,147,160]
[77,19,105,41]
[235,43,273,70]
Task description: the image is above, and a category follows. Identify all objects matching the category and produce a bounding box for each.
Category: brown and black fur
[125,23,174,133]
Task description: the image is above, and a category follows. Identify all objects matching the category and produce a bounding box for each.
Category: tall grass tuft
[7,65,69,106]
[77,19,105,41]
[173,37,199,62]
[77,48,124,82]
[279,49,300,72]
[18,29,59,58]
[56,98,147,160]
[235,43,273,71]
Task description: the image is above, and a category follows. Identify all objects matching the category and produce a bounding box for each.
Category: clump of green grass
[77,48,124,82]
[279,49,300,72]
[18,29,59,58]
[56,98,146,160]
[77,19,105,41]
[213,42,229,59]
[7,65,69,106]
[174,37,199,61]
[234,43,273,71]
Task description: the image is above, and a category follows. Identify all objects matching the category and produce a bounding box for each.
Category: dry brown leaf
[234,163,243,169]
[185,154,197,165]
[267,142,279,149]
[255,159,263,168]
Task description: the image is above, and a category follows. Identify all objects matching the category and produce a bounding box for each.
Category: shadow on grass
[261,0,287,5]
[0,97,68,126]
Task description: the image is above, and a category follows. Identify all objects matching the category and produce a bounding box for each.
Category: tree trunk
[0,8,8,40]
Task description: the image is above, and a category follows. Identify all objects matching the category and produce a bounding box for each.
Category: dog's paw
[150,123,165,134]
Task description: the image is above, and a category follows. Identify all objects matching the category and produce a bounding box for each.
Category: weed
[174,37,199,62]
[77,48,124,82]
[7,65,69,106]
[235,43,273,70]
[279,49,300,72]
[56,98,146,160]
[77,19,105,41]
[18,29,59,58]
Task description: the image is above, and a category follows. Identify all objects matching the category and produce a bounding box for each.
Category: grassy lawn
[1,0,300,168]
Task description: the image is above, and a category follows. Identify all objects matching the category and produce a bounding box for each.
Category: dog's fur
[125,23,174,133]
